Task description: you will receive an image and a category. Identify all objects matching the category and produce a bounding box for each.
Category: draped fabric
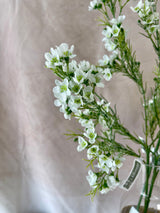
[0,0,157,212]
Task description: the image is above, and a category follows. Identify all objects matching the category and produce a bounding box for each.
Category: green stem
[144,168,159,213]
[136,165,152,211]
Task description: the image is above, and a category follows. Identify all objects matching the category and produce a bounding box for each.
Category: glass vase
[120,163,160,213]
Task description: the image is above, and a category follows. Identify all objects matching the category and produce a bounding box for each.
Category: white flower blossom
[114,156,125,169]
[77,136,88,152]
[84,127,97,144]
[112,25,120,37]
[63,60,78,73]
[74,109,82,117]
[69,80,82,94]
[102,26,113,39]
[88,0,102,11]
[83,109,90,115]
[87,68,104,88]
[109,50,119,64]
[68,95,83,112]
[53,79,71,103]
[97,99,104,106]
[105,175,119,190]
[97,162,110,173]
[59,104,72,120]
[99,55,110,66]
[45,49,62,68]
[110,15,126,25]
[79,60,90,72]
[56,43,76,58]
[103,68,112,81]
[87,145,99,159]
[79,119,94,129]
[83,86,94,102]
[147,25,160,35]
[99,154,114,168]
[141,12,159,25]
[103,102,110,112]
[103,38,116,51]
[149,99,154,105]
[74,68,86,84]
[99,116,108,130]
[86,170,97,188]
[130,0,144,13]
[100,186,110,194]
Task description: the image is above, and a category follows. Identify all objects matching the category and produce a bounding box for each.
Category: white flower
[109,50,119,63]
[45,48,62,68]
[149,99,154,105]
[114,156,125,169]
[68,95,83,112]
[151,12,159,21]
[88,0,102,11]
[83,109,90,115]
[54,99,62,107]
[59,104,72,120]
[112,25,120,37]
[99,55,110,66]
[84,127,97,144]
[99,116,108,130]
[86,170,97,188]
[87,145,99,160]
[63,60,78,73]
[53,78,71,103]
[97,99,104,106]
[56,43,76,58]
[83,86,94,102]
[77,136,88,152]
[141,13,159,25]
[69,80,82,94]
[103,38,116,51]
[103,102,110,112]
[97,162,110,173]
[110,15,126,25]
[79,60,90,72]
[103,68,112,81]
[105,175,119,190]
[99,155,114,168]
[147,25,160,35]
[74,109,82,117]
[100,186,110,194]
[130,0,144,13]
[79,119,94,129]
[74,68,86,84]
[102,26,113,38]
[87,68,104,88]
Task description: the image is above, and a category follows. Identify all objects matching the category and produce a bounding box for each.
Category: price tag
[121,159,142,191]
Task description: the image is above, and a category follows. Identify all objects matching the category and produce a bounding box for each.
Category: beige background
[0,0,158,212]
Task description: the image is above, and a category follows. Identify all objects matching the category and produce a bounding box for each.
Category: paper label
[121,159,141,191]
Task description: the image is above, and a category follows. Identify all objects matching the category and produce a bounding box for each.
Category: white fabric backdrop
[0,0,158,212]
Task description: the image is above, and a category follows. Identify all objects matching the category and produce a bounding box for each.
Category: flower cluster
[45,41,125,195]
[102,15,125,52]
[45,43,114,119]
[45,0,160,211]
[88,0,103,11]
[131,0,160,34]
